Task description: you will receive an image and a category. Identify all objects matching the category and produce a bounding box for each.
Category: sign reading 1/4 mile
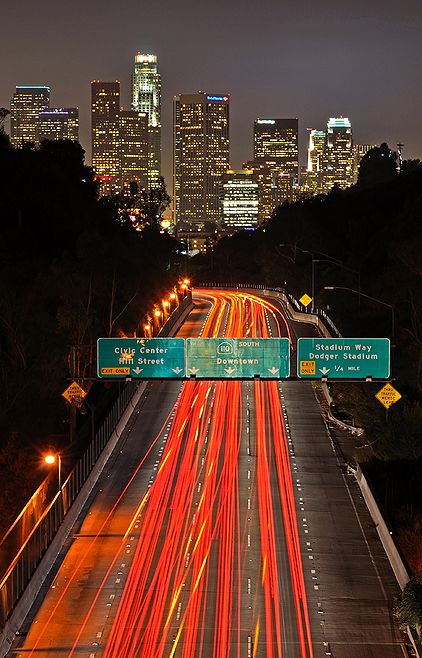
[297,338,390,379]
[97,338,185,379]
[186,338,290,379]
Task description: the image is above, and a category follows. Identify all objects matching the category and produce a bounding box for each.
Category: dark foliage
[0,139,180,533]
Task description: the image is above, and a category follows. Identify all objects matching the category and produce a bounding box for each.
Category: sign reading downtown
[297,338,390,379]
[97,338,185,379]
[186,338,290,379]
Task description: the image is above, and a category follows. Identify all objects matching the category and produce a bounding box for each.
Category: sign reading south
[186,338,290,379]
[97,338,185,379]
[297,338,390,379]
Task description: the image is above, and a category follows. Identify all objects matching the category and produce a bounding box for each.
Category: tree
[395,575,422,630]
[0,108,10,149]
[135,177,171,230]
[357,142,397,188]
[401,159,422,175]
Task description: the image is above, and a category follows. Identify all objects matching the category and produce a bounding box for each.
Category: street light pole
[45,453,62,491]
[278,244,343,313]
[324,285,395,342]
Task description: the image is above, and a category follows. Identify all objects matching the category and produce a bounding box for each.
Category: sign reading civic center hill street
[297,338,390,379]
[186,338,290,379]
[97,338,185,379]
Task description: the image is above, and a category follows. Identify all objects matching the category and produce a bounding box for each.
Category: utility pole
[70,346,77,443]
[397,143,404,174]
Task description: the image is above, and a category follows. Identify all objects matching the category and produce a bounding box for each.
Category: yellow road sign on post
[62,381,88,407]
[375,383,401,409]
[299,293,312,307]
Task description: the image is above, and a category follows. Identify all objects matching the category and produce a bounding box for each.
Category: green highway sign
[97,338,185,379]
[297,338,390,379]
[186,338,290,379]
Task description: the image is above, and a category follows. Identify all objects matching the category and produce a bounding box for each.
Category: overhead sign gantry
[97,337,390,381]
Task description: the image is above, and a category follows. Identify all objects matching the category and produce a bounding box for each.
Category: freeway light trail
[20,289,314,658]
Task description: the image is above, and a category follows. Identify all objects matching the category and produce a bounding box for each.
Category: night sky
[2,0,422,186]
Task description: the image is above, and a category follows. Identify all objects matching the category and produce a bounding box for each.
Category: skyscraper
[119,110,149,191]
[252,118,299,220]
[253,118,299,178]
[322,117,354,191]
[36,108,79,142]
[132,53,161,189]
[221,170,259,232]
[306,129,326,194]
[352,144,376,183]
[10,86,50,147]
[173,93,230,239]
[91,81,121,194]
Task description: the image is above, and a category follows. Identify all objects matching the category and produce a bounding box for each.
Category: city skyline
[2,0,422,187]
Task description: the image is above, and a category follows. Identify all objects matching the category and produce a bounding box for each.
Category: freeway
[7,289,405,657]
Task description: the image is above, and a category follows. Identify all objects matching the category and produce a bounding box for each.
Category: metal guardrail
[0,293,193,629]
[196,283,342,338]
[0,380,137,627]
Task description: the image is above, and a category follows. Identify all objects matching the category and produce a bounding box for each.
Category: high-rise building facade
[10,86,50,147]
[322,117,354,191]
[352,144,376,183]
[306,129,326,194]
[253,118,299,177]
[36,108,79,142]
[251,118,299,220]
[119,110,148,191]
[132,53,161,189]
[221,170,259,232]
[91,81,121,194]
[173,93,230,237]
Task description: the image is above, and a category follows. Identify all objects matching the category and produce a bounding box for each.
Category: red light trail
[21,289,314,658]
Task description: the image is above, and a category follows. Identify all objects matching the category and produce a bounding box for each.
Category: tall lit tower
[253,118,299,178]
[251,118,299,219]
[119,111,149,191]
[306,129,326,194]
[173,92,230,240]
[91,81,121,195]
[322,117,354,191]
[10,86,50,147]
[132,53,161,189]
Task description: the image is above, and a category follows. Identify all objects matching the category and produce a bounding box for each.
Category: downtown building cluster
[91,54,161,194]
[9,86,79,146]
[8,53,375,251]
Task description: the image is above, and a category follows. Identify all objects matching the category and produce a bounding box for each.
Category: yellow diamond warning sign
[299,293,312,307]
[299,360,316,376]
[62,381,88,407]
[375,383,401,409]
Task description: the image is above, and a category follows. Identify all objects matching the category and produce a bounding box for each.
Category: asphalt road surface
[8,289,406,658]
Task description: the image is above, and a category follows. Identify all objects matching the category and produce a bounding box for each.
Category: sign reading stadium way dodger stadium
[297,338,390,379]
[185,338,290,379]
[97,338,185,379]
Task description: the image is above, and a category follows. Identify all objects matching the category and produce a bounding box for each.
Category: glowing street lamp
[44,453,62,490]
